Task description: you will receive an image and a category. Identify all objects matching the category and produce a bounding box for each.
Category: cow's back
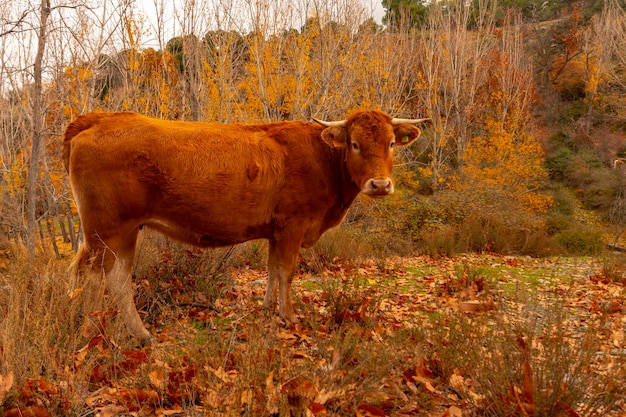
[64,112,329,246]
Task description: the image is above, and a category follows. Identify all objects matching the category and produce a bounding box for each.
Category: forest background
[0,0,626,416]
[0,0,625,257]
[2,0,626,259]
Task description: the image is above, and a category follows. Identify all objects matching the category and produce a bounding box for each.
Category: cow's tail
[63,113,102,173]
[68,243,88,279]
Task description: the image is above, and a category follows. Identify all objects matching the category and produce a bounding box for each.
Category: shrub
[417,225,464,257]
[555,224,604,255]
[579,169,621,211]
[428,304,626,416]
[407,189,559,256]
[549,128,576,150]
[592,254,626,284]
[0,249,87,415]
[403,197,446,236]
[549,186,577,216]
[545,212,573,235]
[133,231,236,325]
[302,226,376,273]
[545,146,574,181]
[320,276,384,328]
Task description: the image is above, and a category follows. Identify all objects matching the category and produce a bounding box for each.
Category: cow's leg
[69,243,107,331]
[73,244,105,310]
[265,234,302,323]
[103,229,151,344]
[263,239,279,310]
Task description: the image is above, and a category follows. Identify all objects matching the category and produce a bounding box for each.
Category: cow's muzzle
[362,177,394,197]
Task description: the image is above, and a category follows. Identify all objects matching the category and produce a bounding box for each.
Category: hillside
[0,1,625,416]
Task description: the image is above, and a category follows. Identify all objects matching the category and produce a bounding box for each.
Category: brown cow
[63,110,427,343]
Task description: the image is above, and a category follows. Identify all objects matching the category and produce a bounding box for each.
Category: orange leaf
[23,377,58,399]
[118,388,160,408]
[0,371,14,405]
[310,402,327,416]
[5,406,51,417]
[357,404,386,416]
[440,405,463,417]
[517,336,534,405]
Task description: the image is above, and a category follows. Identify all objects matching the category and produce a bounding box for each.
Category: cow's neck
[334,147,361,213]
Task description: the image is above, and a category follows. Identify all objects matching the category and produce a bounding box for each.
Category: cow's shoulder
[260,121,324,145]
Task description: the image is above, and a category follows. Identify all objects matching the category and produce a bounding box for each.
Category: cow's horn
[312,118,347,128]
[391,117,431,125]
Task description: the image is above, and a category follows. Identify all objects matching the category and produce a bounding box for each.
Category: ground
[0,253,624,416]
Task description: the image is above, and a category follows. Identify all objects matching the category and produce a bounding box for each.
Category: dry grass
[0,236,624,416]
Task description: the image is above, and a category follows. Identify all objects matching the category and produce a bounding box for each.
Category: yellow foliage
[62,65,95,118]
[460,118,552,215]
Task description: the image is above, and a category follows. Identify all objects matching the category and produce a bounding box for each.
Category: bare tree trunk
[66,200,77,251]
[58,215,68,243]
[46,216,60,259]
[26,0,51,256]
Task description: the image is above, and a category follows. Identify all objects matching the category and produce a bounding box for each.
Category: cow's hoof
[138,335,153,347]
[280,312,300,326]
[132,329,153,346]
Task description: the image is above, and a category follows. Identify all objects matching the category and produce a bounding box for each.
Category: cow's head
[314,110,428,197]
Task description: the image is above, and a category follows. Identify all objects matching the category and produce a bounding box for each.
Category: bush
[403,197,446,236]
[592,254,626,284]
[406,189,559,257]
[417,225,464,257]
[549,128,576,150]
[302,226,376,273]
[0,249,87,415]
[555,224,604,256]
[545,212,572,235]
[545,146,574,181]
[428,298,625,416]
[133,231,236,325]
[544,187,579,236]
[549,186,577,216]
[580,169,621,211]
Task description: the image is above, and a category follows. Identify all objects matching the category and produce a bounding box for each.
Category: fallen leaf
[415,376,437,393]
[282,375,317,403]
[98,404,127,417]
[5,406,51,417]
[449,371,465,392]
[155,404,184,416]
[293,350,314,361]
[518,336,534,405]
[316,383,356,405]
[118,387,160,406]
[265,370,279,414]
[440,405,463,417]
[67,287,83,301]
[148,368,166,390]
[310,402,327,416]
[0,371,14,405]
[357,403,386,416]
[455,300,496,313]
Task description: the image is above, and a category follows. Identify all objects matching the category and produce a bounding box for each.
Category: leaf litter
[1,254,624,416]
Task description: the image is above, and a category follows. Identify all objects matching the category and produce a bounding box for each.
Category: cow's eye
[390,141,395,149]
[352,142,359,151]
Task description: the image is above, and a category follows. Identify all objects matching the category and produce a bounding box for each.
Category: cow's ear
[393,124,421,147]
[321,127,348,148]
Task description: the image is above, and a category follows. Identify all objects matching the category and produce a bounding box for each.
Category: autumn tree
[458,12,550,215]
[5,0,621,256]
[382,0,429,29]
[23,0,51,255]
[413,0,497,191]
[581,0,626,129]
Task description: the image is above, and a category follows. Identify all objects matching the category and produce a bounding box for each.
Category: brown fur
[64,110,423,343]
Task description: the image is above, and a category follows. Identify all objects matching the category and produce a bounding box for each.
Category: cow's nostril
[364,178,394,196]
